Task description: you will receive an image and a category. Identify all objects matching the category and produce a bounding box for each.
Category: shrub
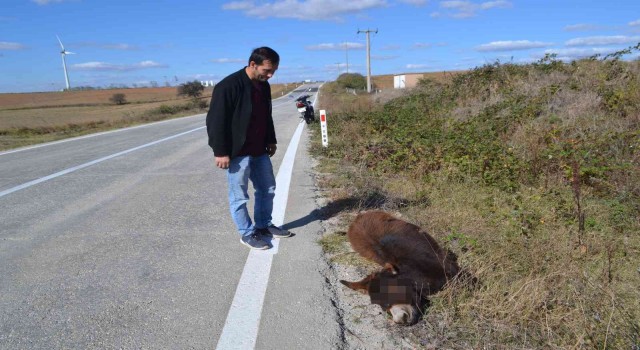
[314,46,640,348]
[336,73,367,90]
[196,99,208,109]
[158,104,179,114]
[177,81,205,99]
[109,93,127,105]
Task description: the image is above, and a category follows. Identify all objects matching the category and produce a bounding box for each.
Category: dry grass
[372,71,464,90]
[312,58,640,348]
[0,83,294,150]
[0,87,190,109]
[0,99,196,129]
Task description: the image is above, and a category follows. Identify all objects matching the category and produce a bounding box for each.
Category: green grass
[317,231,348,254]
[317,232,376,267]
[314,46,640,348]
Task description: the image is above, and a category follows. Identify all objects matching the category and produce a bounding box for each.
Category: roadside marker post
[320,109,329,147]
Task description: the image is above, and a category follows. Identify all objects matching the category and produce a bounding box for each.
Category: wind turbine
[56,35,75,91]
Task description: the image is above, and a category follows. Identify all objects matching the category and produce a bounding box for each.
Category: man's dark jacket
[206,67,277,157]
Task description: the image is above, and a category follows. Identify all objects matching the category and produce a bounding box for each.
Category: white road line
[215,121,305,350]
[0,126,205,198]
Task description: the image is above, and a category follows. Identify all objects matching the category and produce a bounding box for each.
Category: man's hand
[266,144,277,157]
[215,156,230,169]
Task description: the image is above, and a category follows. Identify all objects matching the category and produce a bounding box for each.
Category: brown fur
[340,210,460,325]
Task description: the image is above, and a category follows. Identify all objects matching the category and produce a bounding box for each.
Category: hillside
[371,70,465,90]
[314,53,640,348]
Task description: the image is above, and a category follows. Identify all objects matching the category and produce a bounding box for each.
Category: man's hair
[249,47,280,66]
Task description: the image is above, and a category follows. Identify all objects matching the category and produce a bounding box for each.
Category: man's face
[249,60,278,82]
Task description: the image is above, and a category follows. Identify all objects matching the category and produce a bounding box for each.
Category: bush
[177,81,205,99]
[314,45,640,348]
[336,73,367,90]
[196,99,208,109]
[109,93,127,105]
[158,104,179,114]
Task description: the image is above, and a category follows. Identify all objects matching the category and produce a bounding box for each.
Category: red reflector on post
[319,110,328,147]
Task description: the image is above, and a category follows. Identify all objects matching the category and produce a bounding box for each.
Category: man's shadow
[283,191,411,231]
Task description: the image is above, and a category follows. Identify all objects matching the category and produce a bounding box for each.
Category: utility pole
[344,42,349,74]
[357,28,377,93]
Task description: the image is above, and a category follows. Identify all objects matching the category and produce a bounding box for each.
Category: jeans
[227,154,276,237]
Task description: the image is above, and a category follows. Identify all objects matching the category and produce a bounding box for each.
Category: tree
[336,73,366,90]
[177,80,205,100]
[109,93,127,105]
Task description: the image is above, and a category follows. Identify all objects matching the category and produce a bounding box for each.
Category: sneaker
[259,224,292,238]
[240,232,270,250]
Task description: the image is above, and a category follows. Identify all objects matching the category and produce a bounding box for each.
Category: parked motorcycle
[295,94,315,124]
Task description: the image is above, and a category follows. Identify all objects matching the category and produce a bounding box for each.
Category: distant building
[393,73,424,89]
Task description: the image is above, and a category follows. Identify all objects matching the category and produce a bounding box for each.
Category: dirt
[314,192,435,349]
[0,84,292,110]
[0,87,193,109]
[0,84,294,130]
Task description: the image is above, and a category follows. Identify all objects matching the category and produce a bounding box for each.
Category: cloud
[211,58,245,63]
[222,0,388,21]
[398,0,428,5]
[541,47,620,61]
[0,41,27,50]
[190,74,223,81]
[137,61,164,68]
[380,44,402,51]
[102,44,138,50]
[31,0,69,4]
[436,0,512,18]
[76,42,139,50]
[412,42,432,49]
[326,62,349,70]
[306,42,365,51]
[480,0,511,9]
[440,1,476,18]
[565,35,640,47]
[629,19,640,26]
[372,55,399,60]
[100,44,138,51]
[406,63,431,69]
[281,64,314,74]
[564,23,604,32]
[476,40,552,52]
[545,47,613,57]
[71,60,167,71]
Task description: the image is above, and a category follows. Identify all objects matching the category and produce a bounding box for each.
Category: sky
[1,0,640,93]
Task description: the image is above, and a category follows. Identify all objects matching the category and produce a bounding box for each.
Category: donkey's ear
[340,274,374,295]
[383,262,399,275]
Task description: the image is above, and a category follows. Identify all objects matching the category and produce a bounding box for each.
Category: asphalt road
[0,84,342,349]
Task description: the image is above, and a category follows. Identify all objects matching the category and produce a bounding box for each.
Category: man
[206,47,291,250]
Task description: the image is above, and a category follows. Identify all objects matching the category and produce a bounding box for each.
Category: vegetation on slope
[314,48,640,348]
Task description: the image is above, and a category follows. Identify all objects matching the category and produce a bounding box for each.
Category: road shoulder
[257,125,343,349]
